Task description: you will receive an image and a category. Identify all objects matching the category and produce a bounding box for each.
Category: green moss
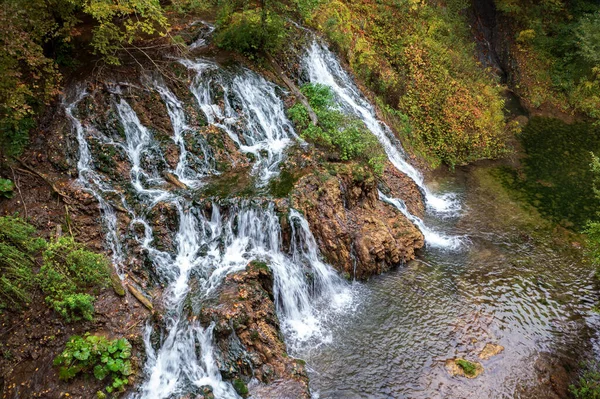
[200,168,257,199]
[249,260,270,273]
[232,378,249,397]
[267,169,300,198]
[456,359,477,377]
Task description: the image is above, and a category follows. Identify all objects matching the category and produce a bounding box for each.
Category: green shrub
[288,83,386,175]
[0,216,46,309]
[570,362,600,399]
[215,8,287,56]
[54,334,134,395]
[0,178,14,198]
[51,293,96,322]
[38,236,111,321]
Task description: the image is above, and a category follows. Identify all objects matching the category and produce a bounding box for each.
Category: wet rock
[445,358,484,379]
[524,352,571,399]
[479,343,504,360]
[292,164,424,279]
[164,172,188,189]
[381,163,425,218]
[200,261,310,399]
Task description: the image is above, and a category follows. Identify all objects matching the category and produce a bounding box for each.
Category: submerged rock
[479,343,504,360]
[200,261,310,399]
[446,358,484,379]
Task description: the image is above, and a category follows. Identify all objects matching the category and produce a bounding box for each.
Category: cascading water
[65,90,126,274]
[378,191,464,250]
[152,78,216,187]
[180,59,296,184]
[303,41,460,215]
[302,41,464,249]
[67,56,353,399]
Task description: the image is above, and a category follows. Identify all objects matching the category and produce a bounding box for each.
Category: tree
[0,0,169,159]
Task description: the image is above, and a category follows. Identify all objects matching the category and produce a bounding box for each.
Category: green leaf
[58,366,78,381]
[106,358,118,372]
[93,364,109,380]
[121,360,133,376]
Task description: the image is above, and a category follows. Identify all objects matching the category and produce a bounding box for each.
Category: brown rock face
[292,165,424,280]
[381,162,425,218]
[200,262,310,399]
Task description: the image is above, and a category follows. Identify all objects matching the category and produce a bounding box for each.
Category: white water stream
[304,41,461,215]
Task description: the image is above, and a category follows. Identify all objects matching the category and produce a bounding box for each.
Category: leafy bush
[494,0,600,121]
[0,178,14,198]
[52,293,96,322]
[0,216,46,309]
[570,361,600,399]
[38,236,111,321]
[215,8,287,56]
[307,0,509,167]
[288,83,386,175]
[54,334,134,395]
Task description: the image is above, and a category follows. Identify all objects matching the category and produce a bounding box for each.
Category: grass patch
[0,216,111,321]
[0,216,46,309]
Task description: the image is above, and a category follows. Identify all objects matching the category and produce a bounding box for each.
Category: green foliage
[456,359,477,376]
[570,361,600,399]
[308,0,508,167]
[585,153,600,268]
[0,0,170,161]
[494,0,600,121]
[170,0,216,14]
[232,378,249,396]
[71,0,169,65]
[289,83,386,175]
[576,12,600,65]
[0,216,46,309]
[0,179,15,198]
[215,7,287,56]
[38,236,111,321]
[54,334,133,395]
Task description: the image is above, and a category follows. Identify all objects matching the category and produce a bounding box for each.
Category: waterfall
[180,59,296,184]
[303,41,461,215]
[152,79,216,188]
[67,58,353,398]
[378,191,464,250]
[65,90,126,274]
[64,26,467,398]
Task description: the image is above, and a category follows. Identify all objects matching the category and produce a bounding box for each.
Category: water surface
[298,167,599,398]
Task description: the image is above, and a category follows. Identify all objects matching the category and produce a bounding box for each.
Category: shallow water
[297,167,600,398]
